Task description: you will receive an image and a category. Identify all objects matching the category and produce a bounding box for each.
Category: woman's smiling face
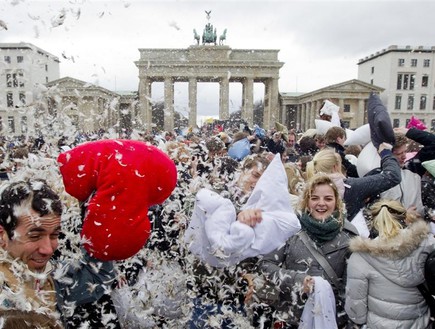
[308,183,336,221]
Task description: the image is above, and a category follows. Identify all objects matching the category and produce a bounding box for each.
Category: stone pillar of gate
[139,77,153,132]
[242,77,254,126]
[219,77,230,120]
[264,78,279,129]
[305,103,310,130]
[358,99,365,127]
[164,77,174,131]
[188,78,197,127]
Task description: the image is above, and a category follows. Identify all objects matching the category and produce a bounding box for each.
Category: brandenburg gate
[135,43,284,131]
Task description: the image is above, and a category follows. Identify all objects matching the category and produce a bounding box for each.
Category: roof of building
[0,42,60,62]
[358,45,435,65]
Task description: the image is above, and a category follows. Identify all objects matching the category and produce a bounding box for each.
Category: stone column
[338,98,344,123]
[304,103,310,130]
[242,77,254,126]
[139,76,152,132]
[164,77,174,131]
[219,77,230,120]
[358,99,365,126]
[188,78,197,127]
[281,104,287,126]
[265,78,280,129]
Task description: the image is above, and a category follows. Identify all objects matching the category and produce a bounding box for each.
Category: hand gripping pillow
[57,139,177,261]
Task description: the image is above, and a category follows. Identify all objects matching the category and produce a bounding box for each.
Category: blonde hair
[299,174,345,223]
[371,199,412,240]
[284,163,305,195]
[306,148,342,180]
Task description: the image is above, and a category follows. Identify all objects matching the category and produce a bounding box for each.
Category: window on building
[20,116,27,133]
[397,73,415,90]
[393,119,400,128]
[432,119,435,131]
[395,95,402,110]
[411,59,418,67]
[420,95,427,110]
[371,66,374,74]
[406,119,411,127]
[17,56,23,63]
[4,56,10,64]
[46,77,48,83]
[19,93,26,106]
[424,59,430,67]
[407,95,414,110]
[18,72,24,87]
[404,74,409,89]
[343,104,351,112]
[45,64,48,72]
[341,121,350,129]
[7,117,15,133]
[422,75,429,87]
[398,58,405,66]
[370,79,373,85]
[6,92,13,107]
[6,73,12,88]
[433,96,435,110]
[397,74,403,90]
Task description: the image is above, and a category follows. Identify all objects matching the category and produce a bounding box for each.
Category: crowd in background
[1,97,435,329]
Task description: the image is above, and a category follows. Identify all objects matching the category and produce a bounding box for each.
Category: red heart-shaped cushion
[57,139,177,260]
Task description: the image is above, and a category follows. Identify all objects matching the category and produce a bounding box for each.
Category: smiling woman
[257,174,358,328]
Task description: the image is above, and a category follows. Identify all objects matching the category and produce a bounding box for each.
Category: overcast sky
[1,0,435,119]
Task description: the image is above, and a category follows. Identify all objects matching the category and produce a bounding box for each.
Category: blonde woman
[345,200,435,329]
[257,174,358,328]
[306,145,401,222]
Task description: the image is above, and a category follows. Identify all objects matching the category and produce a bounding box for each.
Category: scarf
[299,211,342,244]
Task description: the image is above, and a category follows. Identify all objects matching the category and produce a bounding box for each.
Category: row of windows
[6,92,26,107]
[4,55,23,64]
[396,73,431,90]
[394,94,435,110]
[0,116,27,134]
[393,118,435,130]
[398,58,430,67]
[6,72,25,88]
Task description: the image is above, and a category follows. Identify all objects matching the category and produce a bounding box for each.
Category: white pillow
[344,124,370,146]
[356,142,380,177]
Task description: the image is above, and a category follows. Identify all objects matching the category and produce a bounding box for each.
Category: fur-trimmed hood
[349,220,429,259]
[349,220,433,288]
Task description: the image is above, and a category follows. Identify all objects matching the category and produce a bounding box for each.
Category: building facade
[358,45,435,129]
[280,79,383,131]
[0,42,60,135]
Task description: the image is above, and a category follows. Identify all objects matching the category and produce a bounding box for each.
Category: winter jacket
[380,168,424,215]
[257,220,358,326]
[345,149,402,221]
[404,128,435,177]
[345,220,435,329]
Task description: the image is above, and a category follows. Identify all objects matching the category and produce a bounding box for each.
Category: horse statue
[219,28,227,45]
[193,29,200,45]
[202,23,217,45]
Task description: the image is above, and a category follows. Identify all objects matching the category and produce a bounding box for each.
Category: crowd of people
[0,96,435,329]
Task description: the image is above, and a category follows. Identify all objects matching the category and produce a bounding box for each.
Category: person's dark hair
[0,180,62,239]
[325,126,346,144]
[298,136,318,156]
